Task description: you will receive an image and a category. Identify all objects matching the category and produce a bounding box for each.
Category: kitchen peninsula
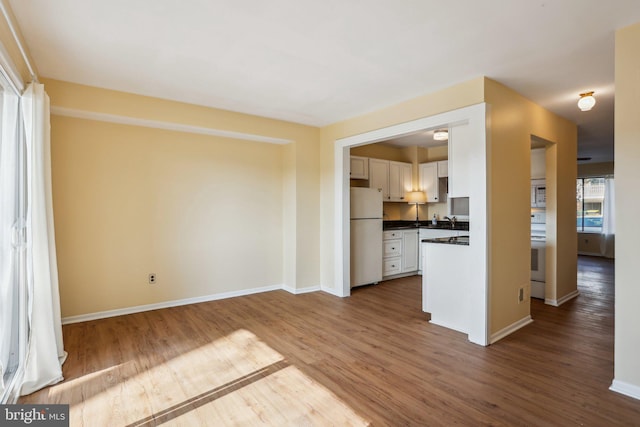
[422,233,472,334]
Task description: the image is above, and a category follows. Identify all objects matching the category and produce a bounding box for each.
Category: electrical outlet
[148,273,156,284]
[518,287,524,303]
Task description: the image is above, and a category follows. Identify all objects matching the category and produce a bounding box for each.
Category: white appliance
[530,212,546,299]
[531,179,546,208]
[350,187,383,288]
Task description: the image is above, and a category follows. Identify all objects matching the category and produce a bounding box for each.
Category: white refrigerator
[350,187,383,288]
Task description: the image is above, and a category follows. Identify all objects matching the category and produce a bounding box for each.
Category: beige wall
[45,79,319,317]
[52,116,283,316]
[613,21,640,394]
[350,144,410,162]
[484,79,577,331]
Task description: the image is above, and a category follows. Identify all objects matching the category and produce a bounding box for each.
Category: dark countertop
[422,236,470,246]
[384,220,469,231]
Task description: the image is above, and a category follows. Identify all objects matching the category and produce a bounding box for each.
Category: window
[576,177,605,232]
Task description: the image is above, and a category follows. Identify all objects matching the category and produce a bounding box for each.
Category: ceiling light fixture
[433,129,448,141]
[578,91,596,111]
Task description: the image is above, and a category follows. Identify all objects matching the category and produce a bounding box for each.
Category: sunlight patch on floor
[56,329,368,425]
[172,365,370,426]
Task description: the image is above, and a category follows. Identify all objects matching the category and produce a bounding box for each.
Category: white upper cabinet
[389,161,413,202]
[437,160,448,178]
[419,162,440,202]
[350,155,369,179]
[369,158,412,202]
[448,123,472,198]
[368,158,390,200]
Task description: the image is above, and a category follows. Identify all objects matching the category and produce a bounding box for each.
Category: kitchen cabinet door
[383,258,402,276]
[419,162,440,202]
[437,160,448,178]
[402,230,419,272]
[389,161,412,202]
[368,158,390,200]
[350,156,369,179]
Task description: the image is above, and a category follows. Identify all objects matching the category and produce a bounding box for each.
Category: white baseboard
[383,271,418,280]
[610,379,640,400]
[429,318,468,335]
[545,290,580,307]
[283,285,321,295]
[578,251,603,257]
[490,315,533,344]
[320,285,346,297]
[62,283,284,324]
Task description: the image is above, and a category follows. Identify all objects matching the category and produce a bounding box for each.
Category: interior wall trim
[610,379,640,401]
[577,251,603,257]
[545,289,580,307]
[62,284,284,325]
[61,284,332,325]
[50,106,293,145]
[282,285,321,295]
[320,285,343,297]
[489,315,533,344]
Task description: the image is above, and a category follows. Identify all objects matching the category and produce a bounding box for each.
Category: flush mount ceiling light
[578,91,596,111]
[433,129,448,141]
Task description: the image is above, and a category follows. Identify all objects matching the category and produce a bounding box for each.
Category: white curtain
[0,80,23,400]
[19,83,66,396]
[600,177,615,259]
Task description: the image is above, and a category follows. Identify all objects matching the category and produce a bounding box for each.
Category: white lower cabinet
[383,229,418,277]
[402,230,419,272]
[383,258,402,276]
[383,239,402,258]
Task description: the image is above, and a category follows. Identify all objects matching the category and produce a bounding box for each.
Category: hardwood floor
[21,256,640,425]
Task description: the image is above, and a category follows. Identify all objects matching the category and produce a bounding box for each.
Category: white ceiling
[9,0,640,163]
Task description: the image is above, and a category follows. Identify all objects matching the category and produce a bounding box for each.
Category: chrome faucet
[444,216,457,229]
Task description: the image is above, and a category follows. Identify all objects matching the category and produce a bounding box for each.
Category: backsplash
[383,202,448,221]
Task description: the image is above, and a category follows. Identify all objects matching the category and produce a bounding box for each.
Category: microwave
[531,180,546,208]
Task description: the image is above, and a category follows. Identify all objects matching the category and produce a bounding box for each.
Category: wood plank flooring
[20,256,640,425]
